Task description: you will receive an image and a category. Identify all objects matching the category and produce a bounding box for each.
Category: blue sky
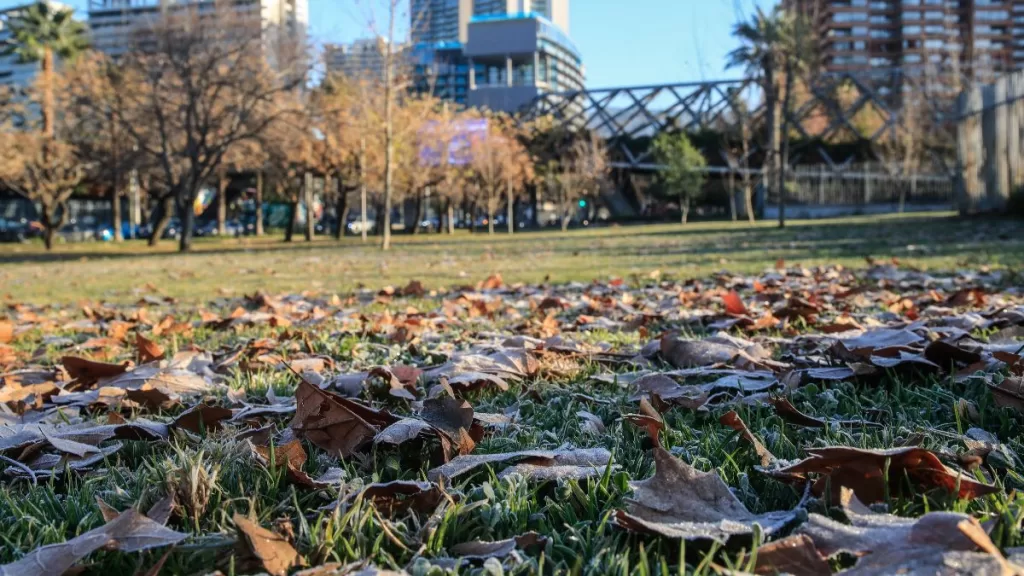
[3,0,776,88]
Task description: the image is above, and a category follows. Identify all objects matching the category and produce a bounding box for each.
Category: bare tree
[115,3,304,252]
[468,113,533,234]
[555,132,609,231]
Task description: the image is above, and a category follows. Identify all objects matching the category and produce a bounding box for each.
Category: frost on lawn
[0,262,1023,573]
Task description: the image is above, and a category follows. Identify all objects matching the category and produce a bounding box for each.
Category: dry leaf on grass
[765,446,997,503]
[171,404,233,434]
[290,380,397,457]
[61,356,131,386]
[769,397,882,429]
[449,531,547,561]
[334,480,447,517]
[748,534,830,576]
[233,514,304,576]
[427,447,612,482]
[719,411,775,467]
[798,487,1021,575]
[0,507,186,576]
[135,333,165,364]
[614,445,800,543]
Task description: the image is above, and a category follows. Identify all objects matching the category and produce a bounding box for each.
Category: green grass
[2,213,1021,304]
[1,213,1023,574]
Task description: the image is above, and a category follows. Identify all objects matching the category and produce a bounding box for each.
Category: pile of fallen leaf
[0,262,1023,574]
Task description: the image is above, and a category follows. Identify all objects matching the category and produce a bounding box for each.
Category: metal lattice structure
[523,69,961,176]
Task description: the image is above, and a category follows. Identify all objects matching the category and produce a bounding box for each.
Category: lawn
[1,212,1021,304]
[0,213,1023,575]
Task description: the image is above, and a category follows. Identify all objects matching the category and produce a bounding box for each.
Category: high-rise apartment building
[409,0,582,112]
[787,0,1021,82]
[87,0,308,69]
[325,38,410,82]
[0,2,74,90]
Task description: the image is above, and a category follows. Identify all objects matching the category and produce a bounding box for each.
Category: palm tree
[3,1,89,137]
[727,6,814,228]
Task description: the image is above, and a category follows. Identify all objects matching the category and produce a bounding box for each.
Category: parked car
[0,217,40,242]
[346,218,377,235]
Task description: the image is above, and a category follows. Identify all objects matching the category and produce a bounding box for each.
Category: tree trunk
[412,188,425,235]
[40,203,55,250]
[255,171,265,236]
[740,112,756,224]
[111,183,123,242]
[561,210,570,232]
[178,197,195,252]
[681,202,689,224]
[506,181,514,234]
[382,86,394,250]
[487,200,495,235]
[447,200,455,235]
[727,170,737,222]
[149,195,174,247]
[217,173,228,236]
[285,199,298,242]
[304,172,314,242]
[777,61,794,230]
[41,48,54,138]
[764,68,782,228]
[529,183,539,228]
[360,181,368,242]
[333,175,347,240]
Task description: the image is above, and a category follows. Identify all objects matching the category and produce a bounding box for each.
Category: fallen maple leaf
[450,531,547,562]
[232,514,304,576]
[720,410,775,467]
[61,356,131,386]
[427,447,611,483]
[171,404,233,434]
[0,507,186,576]
[765,446,998,503]
[338,480,446,517]
[614,444,800,543]
[0,320,13,344]
[290,379,397,457]
[749,534,830,576]
[723,290,749,316]
[135,333,165,364]
[799,487,1020,575]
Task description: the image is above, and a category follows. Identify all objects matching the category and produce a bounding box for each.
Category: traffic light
[578,199,587,208]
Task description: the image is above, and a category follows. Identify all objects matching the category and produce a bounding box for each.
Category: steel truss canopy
[522,68,961,175]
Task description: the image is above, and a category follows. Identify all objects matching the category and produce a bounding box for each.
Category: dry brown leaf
[719,410,775,467]
[61,356,131,386]
[0,507,186,576]
[290,379,397,457]
[0,320,13,344]
[990,376,1024,413]
[766,446,998,504]
[799,487,1020,575]
[339,480,446,517]
[427,447,612,482]
[171,404,233,434]
[135,333,165,364]
[233,514,304,576]
[623,397,665,442]
[770,397,882,429]
[749,534,830,576]
[723,290,748,316]
[450,531,547,561]
[614,444,799,543]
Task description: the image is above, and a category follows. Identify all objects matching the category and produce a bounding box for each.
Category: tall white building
[0,1,75,91]
[87,0,308,67]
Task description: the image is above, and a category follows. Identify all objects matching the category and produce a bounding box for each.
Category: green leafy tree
[652,132,707,224]
[2,1,89,137]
